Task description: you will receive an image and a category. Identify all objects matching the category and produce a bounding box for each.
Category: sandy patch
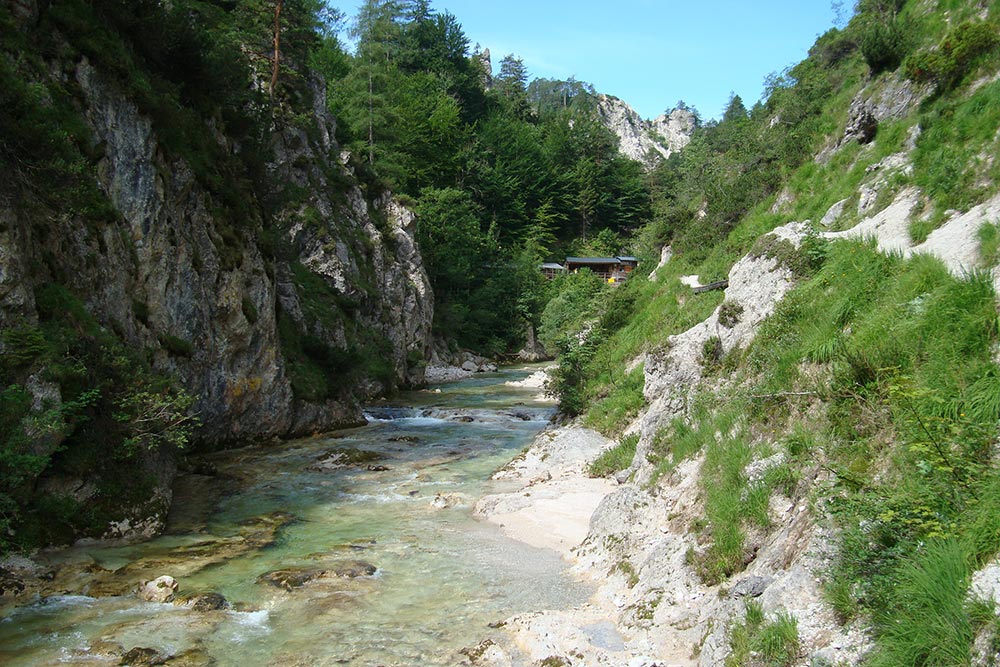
[475,425,617,560]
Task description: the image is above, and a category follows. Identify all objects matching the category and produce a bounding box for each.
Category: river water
[0,367,590,666]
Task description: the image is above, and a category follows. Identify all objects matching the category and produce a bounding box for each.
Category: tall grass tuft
[867,540,973,667]
[588,433,639,478]
[726,601,800,667]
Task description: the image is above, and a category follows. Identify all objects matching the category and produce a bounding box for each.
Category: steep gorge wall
[0,6,433,543]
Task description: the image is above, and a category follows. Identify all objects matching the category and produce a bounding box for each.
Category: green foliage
[588,433,639,478]
[977,221,1000,267]
[740,241,1000,656]
[547,332,599,417]
[905,19,1000,90]
[538,270,607,352]
[647,415,711,482]
[416,187,522,354]
[750,232,828,278]
[865,540,977,667]
[698,427,754,583]
[700,336,724,372]
[717,301,744,328]
[158,334,194,358]
[113,388,196,454]
[241,296,259,325]
[1,327,48,367]
[912,79,1000,212]
[854,0,913,73]
[584,366,647,436]
[276,262,393,401]
[727,601,800,667]
[1,284,195,552]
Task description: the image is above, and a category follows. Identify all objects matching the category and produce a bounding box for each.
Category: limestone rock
[0,48,433,544]
[595,97,694,168]
[841,75,927,146]
[257,560,376,590]
[138,575,178,603]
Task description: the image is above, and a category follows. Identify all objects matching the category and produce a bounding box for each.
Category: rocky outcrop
[632,222,803,474]
[840,75,927,146]
[595,96,695,167]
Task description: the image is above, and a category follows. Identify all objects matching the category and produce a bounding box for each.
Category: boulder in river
[431,493,465,509]
[137,575,178,603]
[176,592,228,611]
[329,559,378,578]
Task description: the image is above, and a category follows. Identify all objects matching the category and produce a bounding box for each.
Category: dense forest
[318,0,654,353]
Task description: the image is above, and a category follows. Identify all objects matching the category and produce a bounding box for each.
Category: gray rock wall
[0,49,433,541]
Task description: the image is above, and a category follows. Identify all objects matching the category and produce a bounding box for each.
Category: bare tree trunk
[270,0,283,98]
[368,69,375,163]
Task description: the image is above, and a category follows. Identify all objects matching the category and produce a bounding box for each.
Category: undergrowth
[741,240,1000,660]
[726,601,800,667]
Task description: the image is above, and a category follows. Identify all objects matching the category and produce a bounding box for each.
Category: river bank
[472,420,668,667]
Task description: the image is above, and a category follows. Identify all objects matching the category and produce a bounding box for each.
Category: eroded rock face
[635,223,802,467]
[1,53,433,544]
[841,75,927,146]
[595,96,695,167]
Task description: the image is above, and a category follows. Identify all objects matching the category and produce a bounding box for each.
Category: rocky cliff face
[595,95,695,167]
[0,12,433,544]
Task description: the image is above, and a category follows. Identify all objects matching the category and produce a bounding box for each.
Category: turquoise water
[0,367,589,666]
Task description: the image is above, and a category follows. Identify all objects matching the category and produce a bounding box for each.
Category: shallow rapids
[0,367,591,666]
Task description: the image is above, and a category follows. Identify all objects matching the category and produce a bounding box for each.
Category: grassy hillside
[545,0,1000,662]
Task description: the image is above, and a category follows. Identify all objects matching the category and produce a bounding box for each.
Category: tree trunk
[270,0,283,97]
[368,69,375,163]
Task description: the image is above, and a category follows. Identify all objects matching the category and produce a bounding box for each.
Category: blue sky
[336,1,842,120]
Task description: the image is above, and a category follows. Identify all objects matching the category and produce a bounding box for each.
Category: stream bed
[0,367,590,666]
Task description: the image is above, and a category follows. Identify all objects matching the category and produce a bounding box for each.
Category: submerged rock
[257,568,324,590]
[257,560,377,590]
[176,592,228,611]
[163,648,216,666]
[309,448,385,471]
[431,493,466,509]
[329,560,378,578]
[120,647,165,666]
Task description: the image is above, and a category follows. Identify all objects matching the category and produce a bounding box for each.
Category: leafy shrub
[1,327,48,367]
[856,8,913,74]
[538,270,606,352]
[546,333,598,416]
[905,20,1000,90]
[809,27,859,68]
